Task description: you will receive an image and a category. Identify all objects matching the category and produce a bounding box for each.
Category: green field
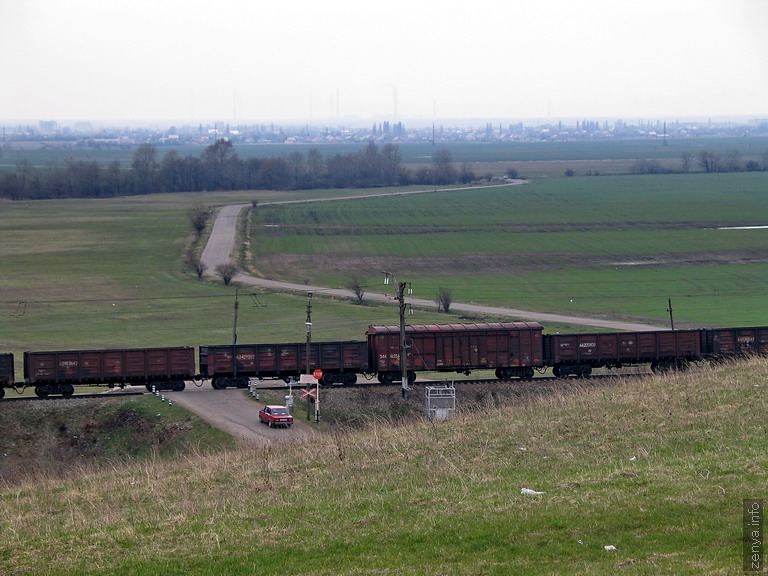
[0,189,468,375]
[250,172,768,327]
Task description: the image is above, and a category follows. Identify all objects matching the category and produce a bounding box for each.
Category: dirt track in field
[200,185,667,333]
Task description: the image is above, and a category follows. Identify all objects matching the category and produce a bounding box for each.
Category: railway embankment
[1,357,765,574]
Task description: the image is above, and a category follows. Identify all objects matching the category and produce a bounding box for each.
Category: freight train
[1,323,767,399]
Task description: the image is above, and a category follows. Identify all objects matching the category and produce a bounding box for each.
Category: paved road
[169,381,317,446]
[200,188,667,332]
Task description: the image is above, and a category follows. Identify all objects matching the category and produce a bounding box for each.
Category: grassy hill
[1,358,765,575]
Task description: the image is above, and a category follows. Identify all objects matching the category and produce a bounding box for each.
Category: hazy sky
[2,0,766,124]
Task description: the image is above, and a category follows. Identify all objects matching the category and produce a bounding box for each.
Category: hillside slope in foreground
[1,358,766,575]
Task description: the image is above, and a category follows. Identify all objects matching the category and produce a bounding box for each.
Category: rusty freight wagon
[0,353,14,399]
[367,322,545,383]
[199,341,369,389]
[702,326,768,358]
[544,330,702,377]
[24,347,195,397]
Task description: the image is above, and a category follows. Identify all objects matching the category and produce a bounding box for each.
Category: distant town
[2,116,767,150]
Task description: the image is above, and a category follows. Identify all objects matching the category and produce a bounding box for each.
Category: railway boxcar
[0,353,14,399]
[199,340,368,389]
[545,330,702,377]
[24,347,195,397]
[703,326,768,357]
[367,322,545,383]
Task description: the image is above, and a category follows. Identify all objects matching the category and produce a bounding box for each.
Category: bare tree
[435,286,453,313]
[188,204,211,238]
[432,149,457,184]
[697,150,720,173]
[215,263,237,286]
[131,143,158,193]
[680,152,694,172]
[723,149,742,172]
[346,276,367,304]
[190,257,208,279]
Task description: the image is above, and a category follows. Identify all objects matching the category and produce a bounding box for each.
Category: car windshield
[272,408,289,415]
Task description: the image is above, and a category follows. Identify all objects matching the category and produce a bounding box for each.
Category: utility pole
[232,289,239,345]
[384,272,413,398]
[305,291,320,423]
[667,298,675,331]
[232,289,239,380]
[305,291,313,376]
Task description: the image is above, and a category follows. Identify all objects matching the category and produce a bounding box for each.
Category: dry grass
[1,359,766,575]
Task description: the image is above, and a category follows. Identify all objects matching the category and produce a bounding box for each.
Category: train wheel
[552,365,562,378]
[62,384,74,398]
[35,385,49,398]
[343,373,357,386]
[379,372,396,385]
[575,366,592,378]
[408,371,417,385]
[497,368,514,381]
[173,381,186,392]
[519,368,534,381]
[0,388,4,400]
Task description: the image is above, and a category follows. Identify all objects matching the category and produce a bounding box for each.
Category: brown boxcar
[199,341,368,388]
[545,330,702,376]
[0,353,14,385]
[367,322,544,382]
[0,353,14,399]
[703,326,768,357]
[24,347,195,397]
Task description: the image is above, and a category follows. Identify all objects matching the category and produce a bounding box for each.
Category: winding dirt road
[200,187,666,332]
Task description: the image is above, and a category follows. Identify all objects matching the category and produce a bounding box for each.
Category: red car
[258,405,294,428]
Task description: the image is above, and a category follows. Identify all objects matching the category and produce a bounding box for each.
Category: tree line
[629,148,768,175]
[0,140,473,200]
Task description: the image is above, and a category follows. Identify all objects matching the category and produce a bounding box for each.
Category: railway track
[0,371,654,402]
[1,391,145,403]
[248,372,642,392]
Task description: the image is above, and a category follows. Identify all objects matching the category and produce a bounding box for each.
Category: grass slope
[1,358,765,575]
[0,395,234,482]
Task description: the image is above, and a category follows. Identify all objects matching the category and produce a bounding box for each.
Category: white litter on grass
[521,488,546,496]
[629,456,637,461]
[604,545,617,551]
